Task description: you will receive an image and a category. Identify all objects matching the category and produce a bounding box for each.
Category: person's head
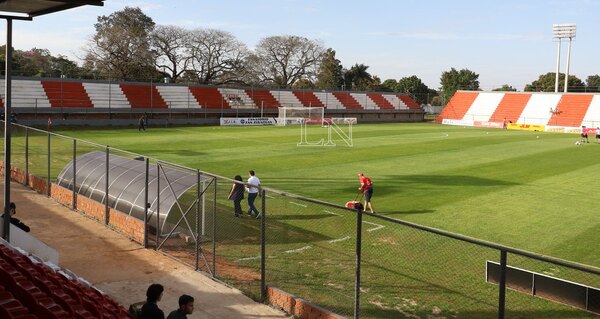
[583,125,586,128]
[358,172,364,178]
[234,175,242,182]
[9,202,16,216]
[178,294,194,314]
[146,284,164,303]
[249,170,255,177]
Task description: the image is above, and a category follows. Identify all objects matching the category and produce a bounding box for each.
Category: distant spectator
[228,175,245,217]
[139,115,146,131]
[140,284,165,319]
[596,127,600,144]
[166,295,194,319]
[502,118,507,129]
[2,202,30,232]
[9,112,17,124]
[246,170,261,219]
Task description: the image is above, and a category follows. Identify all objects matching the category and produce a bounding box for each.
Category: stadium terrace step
[398,95,420,109]
[41,81,94,108]
[190,86,230,109]
[489,93,531,123]
[436,91,479,123]
[367,93,394,110]
[275,90,303,107]
[550,94,594,127]
[331,92,363,109]
[245,89,280,108]
[120,84,168,109]
[293,91,325,107]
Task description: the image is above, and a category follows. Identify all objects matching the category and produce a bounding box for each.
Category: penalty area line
[323,210,343,216]
[289,201,308,208]
[363,221,385,232]
[328,236,351,244]
[236,256,261,262]
[285,246,312,253]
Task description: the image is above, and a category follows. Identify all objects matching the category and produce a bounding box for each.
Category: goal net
[277,106,325,126]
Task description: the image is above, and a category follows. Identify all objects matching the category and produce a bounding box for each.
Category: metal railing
[2,122,599,319]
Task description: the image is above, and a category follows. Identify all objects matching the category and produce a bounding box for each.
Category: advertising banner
[220,117,277,126]
[507,123,545,131]
[441,119,474,126]
[474,121,503,128]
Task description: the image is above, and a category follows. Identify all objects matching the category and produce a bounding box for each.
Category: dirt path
[1,181,289,319]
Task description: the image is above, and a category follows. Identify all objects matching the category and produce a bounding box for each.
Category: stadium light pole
[552,24,576,93]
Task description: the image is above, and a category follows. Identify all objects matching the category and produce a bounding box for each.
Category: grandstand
[0,77,423,126]
[437,90,600,129]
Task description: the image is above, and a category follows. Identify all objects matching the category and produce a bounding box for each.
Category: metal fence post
[104,146,109,225]
[156,163,160,249]
[24,128,28,186]
[498,250,507,319]
[72,140,76,210]
[354,208,363,319]
[195,170,200,271]
[47,131,51,196]
[212,177,217,277]
[143,157,149,248]
[261,189,267,302]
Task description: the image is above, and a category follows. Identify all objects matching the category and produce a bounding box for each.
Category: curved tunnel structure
[57,151,203,234]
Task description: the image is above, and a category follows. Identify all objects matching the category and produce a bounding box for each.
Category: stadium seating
[436,91,480,122]
[83,82,130,109]
[463,92,505,122]
[190,86,230,109]
[331,92,363,109]
[218,88,253,108]
[156,85,195,109]
[489,93,531,123]
[292,91,325,107]
[549,94,594,127]
[274,90,303,108]
[120,84,168,109]
[41,81,93,108]
[367,93,395,110]
[0,243,133,319]
[398,95,421,109]
[582,95,600,127]
[245,89,280,108]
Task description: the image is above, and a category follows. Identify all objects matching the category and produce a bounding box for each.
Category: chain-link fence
[1,122,599,319]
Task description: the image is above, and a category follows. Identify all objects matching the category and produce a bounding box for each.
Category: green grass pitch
[7,122,600,318]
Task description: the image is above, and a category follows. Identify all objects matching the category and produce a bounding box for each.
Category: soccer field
[8,122,600,317]
[47,122,599,267]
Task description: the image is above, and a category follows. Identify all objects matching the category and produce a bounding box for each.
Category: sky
[1,0,599,91]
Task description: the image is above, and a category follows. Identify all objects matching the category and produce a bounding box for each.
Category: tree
[344,64,372,91]
[250,35,324,88]
[524,72,584,92]
[152,25,191,83]
[84,7,157,81]
[380,79,398,92]
[315,48,343,90]
[492,84,517,92]
[586,75,600,92]
[440,68,480,104]
[186,28,249,85]
[396,75,431,104]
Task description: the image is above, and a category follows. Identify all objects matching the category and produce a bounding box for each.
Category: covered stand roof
[0,0,104,20]
[57,151,202,234]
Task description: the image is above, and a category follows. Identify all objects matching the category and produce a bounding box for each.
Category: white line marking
[363,221,385,232]
[236,256,261,262]
[289,201,307,208]
[265,194,275,199]
[285,246,312,253]
[323,210,343,216]
[328,236,351,244]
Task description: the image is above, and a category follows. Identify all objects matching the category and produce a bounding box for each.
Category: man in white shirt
[246,170,261,218]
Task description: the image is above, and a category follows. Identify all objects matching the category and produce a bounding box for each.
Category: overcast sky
[1,0,599,90]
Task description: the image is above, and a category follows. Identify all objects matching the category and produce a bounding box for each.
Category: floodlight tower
[552,24,576,92]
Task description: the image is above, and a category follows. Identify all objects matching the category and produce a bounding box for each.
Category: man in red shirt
[358,173,374,213]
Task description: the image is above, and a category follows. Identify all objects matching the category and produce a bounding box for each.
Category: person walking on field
[246,170,261,219]
[228,175,245,217]
[581,126,589,143]
[139,115,146,131]
[358,173,374,214]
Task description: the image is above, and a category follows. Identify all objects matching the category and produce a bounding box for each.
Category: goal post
[277,106,325,126]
